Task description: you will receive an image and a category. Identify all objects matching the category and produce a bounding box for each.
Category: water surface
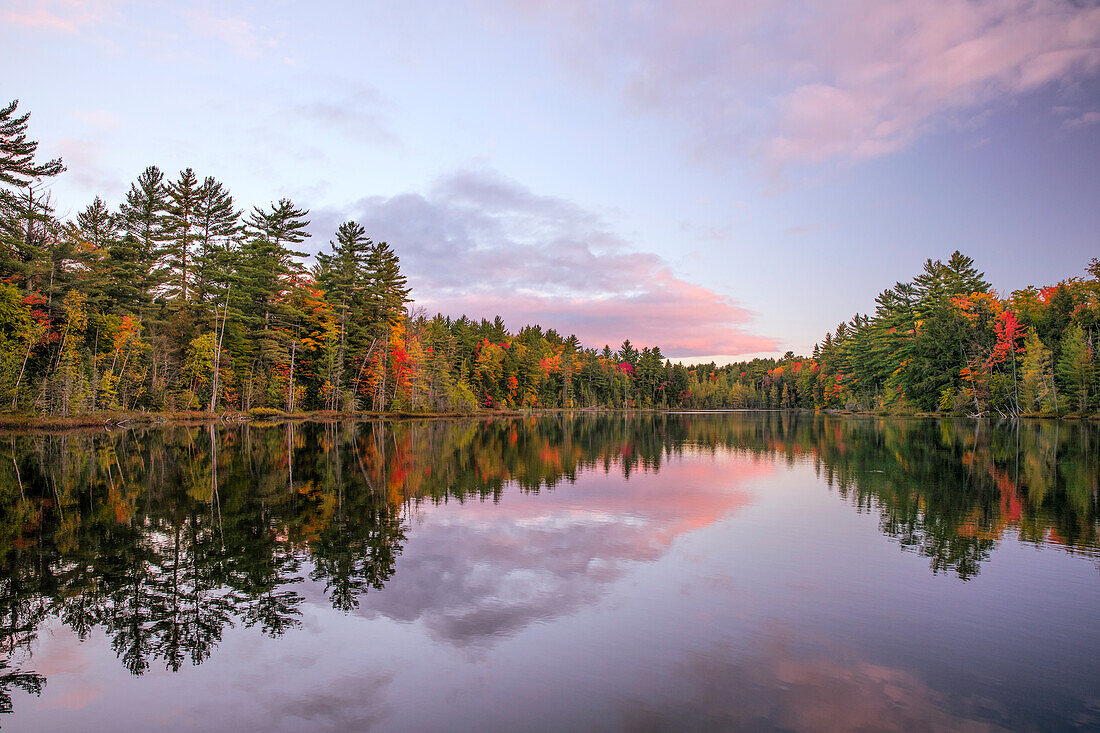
[1,413,1098,731]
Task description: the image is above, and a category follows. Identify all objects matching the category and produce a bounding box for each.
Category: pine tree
[165,168,202,302]
[69,196,117,310]
[238,199,310,403]
[362,240,409,410]
[239,199,309,319]
[1057,323,1093,413]
[1,187,59,287]
[76,196,118,250]
[943,250,992,298]
[0,100,65,281]
[617,339,637,367]
[364,240,409,335]
[0,100,64,189]
[246,198,309,255]
[111,166,169,315]
[314,221,373,401]
[193,176,240,307]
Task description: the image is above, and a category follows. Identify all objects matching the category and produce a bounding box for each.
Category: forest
[2,99,1098,418]
[695,252,1100,417]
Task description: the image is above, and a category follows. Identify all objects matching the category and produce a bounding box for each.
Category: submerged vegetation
[1,99,1097,417]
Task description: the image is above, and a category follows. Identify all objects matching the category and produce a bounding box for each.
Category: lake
[1,413,1098,731]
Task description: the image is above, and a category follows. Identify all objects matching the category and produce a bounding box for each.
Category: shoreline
[0,406,1095,433]
[0,407,618,432]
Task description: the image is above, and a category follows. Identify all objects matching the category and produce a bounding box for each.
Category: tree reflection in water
[0,413,1096,716]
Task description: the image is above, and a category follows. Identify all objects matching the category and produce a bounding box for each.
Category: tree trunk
[209,286,230,412]
[1010,347,1019,416]
[287,338,297,412]
[10,337,33,410]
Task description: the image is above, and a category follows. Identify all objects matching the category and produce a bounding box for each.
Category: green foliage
[165,167,202,302]
[2,100,1099,419]
[184,332,217,405]
[111,165,169,314]
[1058,323,1093,413]
[1019,331,1055,413]
[753,253,1100,417]
[248,406,286,418]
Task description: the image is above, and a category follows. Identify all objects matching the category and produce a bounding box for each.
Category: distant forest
[1,99,1097,418]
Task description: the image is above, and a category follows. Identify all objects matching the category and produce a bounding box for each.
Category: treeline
[0,100,691,415]
[679,252,1100,416]
[3,99,1098,417]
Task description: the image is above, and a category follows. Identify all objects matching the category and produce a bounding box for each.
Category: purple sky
[4,0,1099,360]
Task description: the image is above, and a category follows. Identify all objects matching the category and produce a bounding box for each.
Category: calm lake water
[1,413,1098,731]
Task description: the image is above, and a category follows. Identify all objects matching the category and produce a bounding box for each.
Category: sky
[3,0,1099,361]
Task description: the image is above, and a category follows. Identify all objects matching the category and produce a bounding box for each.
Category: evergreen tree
[618,339,637,367]
[0,100,64,281]
[315,221,374,403]
[238,199,311,403]
[0,100,64,189]
[193,176,241,307]
[76,196,118,250]
[364,240,409,335]
[111,166,169,315]
[165,168,202,302]
[239,198,310,324]
[1058,323,1093,412]
[1019,331,1055,413]
[246,198,310,255]
[1,187,58,287]
[942,250,992,298]
[70,196,117,310]
[359,240,409,410]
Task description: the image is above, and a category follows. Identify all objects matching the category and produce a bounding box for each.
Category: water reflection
[0,413,1097,722]
[346,455,759,645]
[810,417,1099,578]
[619,636,1004,733]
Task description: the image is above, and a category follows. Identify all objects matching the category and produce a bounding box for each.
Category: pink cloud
[320,168,776,357]
[499,0,1100,167]
[769,0,1100,165]
[2,7,76,32]
[355,453,766,645]
[0,0,114,34]
[624,635,1003,731]
[1065,110,1100,128]
[422,286,775,356]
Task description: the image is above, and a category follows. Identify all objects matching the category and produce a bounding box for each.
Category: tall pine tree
[1058,323,1093,413]
[193,175,240,308]
[165,167,202,302]
[238,199,310,404]
[314,220,372,396]
[111,166,169,315]
[0,99,64,282]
